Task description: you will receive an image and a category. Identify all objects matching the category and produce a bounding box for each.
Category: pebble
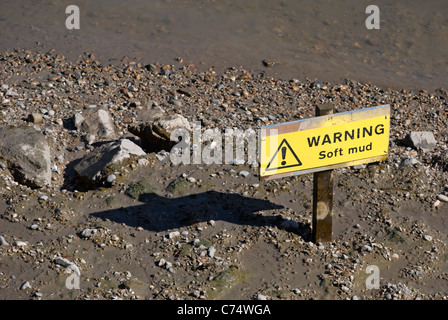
[106,174,116,183]
[211,99,222,106]
[238,170,250,178]
[361,245,372,252]
[423,235,433,241]
[257,294,267,300]
[27,113,43,124]
[81,228,98,238]
[20,281,32,290]
[208,246,216,258]
[0,235,9,246]
[168,231,180,239]
[158,258,166,267]
[391,253,400,260]
[231,159,245,166]
[437,194,448,203]
[138,158,149,167]
[341,286,350,293]
[13,240,28,247]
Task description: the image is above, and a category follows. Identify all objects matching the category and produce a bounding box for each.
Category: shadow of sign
[90,191,311,240]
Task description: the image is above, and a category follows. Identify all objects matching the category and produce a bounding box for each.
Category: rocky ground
[0,48,447,300]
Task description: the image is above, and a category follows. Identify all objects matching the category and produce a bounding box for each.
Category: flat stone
[74,139,146,187]
[403,131,437,151]
[73,108,118,142]
[129,113,191,152]
[437,194,448,203]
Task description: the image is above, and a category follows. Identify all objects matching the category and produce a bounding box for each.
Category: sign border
[259,104,390,180]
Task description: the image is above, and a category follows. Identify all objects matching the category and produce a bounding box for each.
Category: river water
[1,0,447,91]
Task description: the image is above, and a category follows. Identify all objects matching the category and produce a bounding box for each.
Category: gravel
[0,48,447,301]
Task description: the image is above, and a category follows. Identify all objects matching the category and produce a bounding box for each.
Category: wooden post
[312,103,335,243]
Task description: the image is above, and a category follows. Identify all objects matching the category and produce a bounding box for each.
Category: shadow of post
[90,190,311,240]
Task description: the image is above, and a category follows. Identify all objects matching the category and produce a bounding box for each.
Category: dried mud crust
[0,49,447,300]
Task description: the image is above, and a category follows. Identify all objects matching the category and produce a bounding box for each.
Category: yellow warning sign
[259,105,390,179]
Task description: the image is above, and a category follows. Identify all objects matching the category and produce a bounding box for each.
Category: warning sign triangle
[265,139,302,171]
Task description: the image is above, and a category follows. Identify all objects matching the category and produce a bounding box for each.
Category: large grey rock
[74,139,146,186]
[0,126,51,188]
[129,113,191,152]
[73,108,118,142]
[403,131,437,151]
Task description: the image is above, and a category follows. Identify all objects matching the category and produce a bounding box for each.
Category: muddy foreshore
[0,49,447,300]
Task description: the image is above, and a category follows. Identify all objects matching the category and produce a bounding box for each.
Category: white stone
[106,174,116,183]
[54,257,80,275]
[158,258,166,267]
[168,231,180,239]
[138,158,149,167]
[13,240,28,247]
[0,235,9,246]
[20,281,32,290]
[238,170,250,177]
[81,228,98,238]
[437,194,448,203]
[208,246,216,258]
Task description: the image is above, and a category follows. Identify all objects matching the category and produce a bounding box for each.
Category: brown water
[1,0,447,91]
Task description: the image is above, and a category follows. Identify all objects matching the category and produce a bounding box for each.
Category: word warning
[259,105,390,179]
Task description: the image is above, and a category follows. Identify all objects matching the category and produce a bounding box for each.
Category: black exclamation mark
[281,146,287,166]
